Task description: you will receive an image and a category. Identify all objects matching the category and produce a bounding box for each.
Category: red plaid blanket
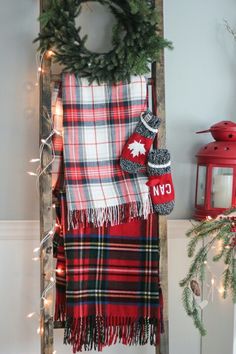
[54,194,67,323]
[64,215,162,352]
[54,235,66,322]
[62,74,153,228]
[53,192,163,352]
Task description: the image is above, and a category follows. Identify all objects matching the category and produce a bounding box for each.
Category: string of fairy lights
[26,49,62,350]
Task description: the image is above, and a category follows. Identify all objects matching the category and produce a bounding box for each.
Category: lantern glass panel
[211,167,233,208]
[196,165,207,206]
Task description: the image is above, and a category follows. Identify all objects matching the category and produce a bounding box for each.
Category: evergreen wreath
[180,209,236,336]
[35,0,172,83]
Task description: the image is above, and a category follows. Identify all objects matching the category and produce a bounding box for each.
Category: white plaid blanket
[62,73,152,227]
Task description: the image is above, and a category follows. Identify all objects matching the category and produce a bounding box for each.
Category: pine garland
[180,209,236,336]
[34,0,172,83]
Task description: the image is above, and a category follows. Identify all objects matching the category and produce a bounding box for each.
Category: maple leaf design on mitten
[120,111,160,173]
[128,140,146,158]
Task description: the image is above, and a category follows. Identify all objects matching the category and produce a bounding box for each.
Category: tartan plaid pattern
[52,81,64,192]
[54,238,66,321]
[54,194,67,322]
[64,214,162,351]
[62,74,153,228]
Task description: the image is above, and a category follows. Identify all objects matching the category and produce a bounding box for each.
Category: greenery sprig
[34,0,172,83]
[180,210,236,336]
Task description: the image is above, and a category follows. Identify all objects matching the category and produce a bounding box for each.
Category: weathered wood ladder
[39,1,168,353]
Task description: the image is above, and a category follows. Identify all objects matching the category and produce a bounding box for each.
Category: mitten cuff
[148,149,171,176]
[136,110,160,138]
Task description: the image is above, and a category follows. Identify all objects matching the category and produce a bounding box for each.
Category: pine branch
[223,266,232,299]
[192,307,207,336]
[181,287,207,335]
[231,257,236,302]
[182,287,194,315]
[180,210,236,335]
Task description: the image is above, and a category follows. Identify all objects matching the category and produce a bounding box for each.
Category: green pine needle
[182,287,194,315]
[192,307,207,336]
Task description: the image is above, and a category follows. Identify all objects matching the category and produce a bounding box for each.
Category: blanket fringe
[54,289,66,322]
[69,198,153,229]
[64,316,161,352]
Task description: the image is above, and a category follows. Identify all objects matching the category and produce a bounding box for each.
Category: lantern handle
[196,129,210,134]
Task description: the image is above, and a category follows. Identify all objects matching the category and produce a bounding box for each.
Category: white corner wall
[0,0,39,220]
[165,0,236,219]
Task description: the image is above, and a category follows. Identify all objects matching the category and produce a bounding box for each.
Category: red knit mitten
[146,149,175,215]
[120,110,160,173]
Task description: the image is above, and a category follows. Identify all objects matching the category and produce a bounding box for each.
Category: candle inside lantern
[212,174,233,208]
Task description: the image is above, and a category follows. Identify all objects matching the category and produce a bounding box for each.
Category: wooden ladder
[39,1,169,353]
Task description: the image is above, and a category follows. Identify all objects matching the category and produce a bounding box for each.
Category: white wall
[168,221,234,354]
[165,0,236,219]
[0,0,39,220]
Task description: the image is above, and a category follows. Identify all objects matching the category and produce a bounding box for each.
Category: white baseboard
[0,220,39,240]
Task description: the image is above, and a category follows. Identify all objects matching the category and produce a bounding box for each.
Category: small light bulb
[27,171,37,176]
[55,268,63,274]
[218,287,224,294]
[55,105,63,116]
[204,260,208,265]
[27,312,36,318]
[211,278,215,285]
[44,299,49,306]
[43,298,52,307]
[30,158,40,163]
[50,276,55,282]
[32,257,40,261]
[35,82,39,87]
[41,139,46,144]
[206,216,212,221]
[52,204,56,209]
[33,247,40,253]
[38,67,42,72]
[47,50,55,58]
[37,326,44,335]
[54,129,62,135]
[49,230,54,235]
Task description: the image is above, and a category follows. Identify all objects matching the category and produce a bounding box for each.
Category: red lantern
[194,121,236,220]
